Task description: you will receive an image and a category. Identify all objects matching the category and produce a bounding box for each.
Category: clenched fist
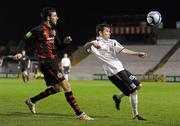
[63,36,72,44]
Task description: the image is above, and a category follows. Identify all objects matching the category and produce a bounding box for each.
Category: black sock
[27,76,29,81]
[65,91,83,115]
[30,87,58,103]
[22,76,25,82]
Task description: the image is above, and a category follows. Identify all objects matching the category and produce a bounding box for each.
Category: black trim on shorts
[63,66,70,74]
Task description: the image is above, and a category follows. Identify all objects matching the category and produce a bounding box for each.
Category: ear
[99,31,102,36]
[47,16,50,21]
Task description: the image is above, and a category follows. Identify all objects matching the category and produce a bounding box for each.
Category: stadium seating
[155,47,180,76]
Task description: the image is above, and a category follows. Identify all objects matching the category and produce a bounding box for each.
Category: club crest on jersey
[42,32,47,36]
[57,72,63,78]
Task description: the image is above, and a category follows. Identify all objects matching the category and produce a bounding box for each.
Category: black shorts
[40,59,65,86]
[21,65,27,72]
[21,68,26,72]
[63,66,70,74]
[108,69,140,96]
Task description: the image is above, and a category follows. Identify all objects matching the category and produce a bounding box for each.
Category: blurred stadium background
[0,0,180,82]
[0,1,180,126]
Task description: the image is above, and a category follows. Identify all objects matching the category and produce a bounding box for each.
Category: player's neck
[44,21,52,28]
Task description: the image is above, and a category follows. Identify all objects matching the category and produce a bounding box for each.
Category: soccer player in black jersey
[18,50,30,83]
[14,7,93,120]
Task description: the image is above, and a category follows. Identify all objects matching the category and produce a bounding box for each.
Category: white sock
[129,92,138,117]
[117,92,125,100]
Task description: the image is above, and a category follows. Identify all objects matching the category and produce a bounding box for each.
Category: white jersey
[90,37,125,76]
[61,57,71,67]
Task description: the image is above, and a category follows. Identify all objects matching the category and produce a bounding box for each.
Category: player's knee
[60,80,72,92]
[131,90,138,95]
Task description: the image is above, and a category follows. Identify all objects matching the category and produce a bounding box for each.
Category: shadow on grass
[91,115,109,119]
[0,112,73,117]
[0,112,110,119]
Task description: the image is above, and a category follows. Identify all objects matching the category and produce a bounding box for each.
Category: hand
[138,52,147,58]
[14,53,22,60]
[63,36,72,44]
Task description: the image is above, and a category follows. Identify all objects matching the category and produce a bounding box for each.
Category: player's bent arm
[17,31,33,52]
[121,48,147,58]
[28,60,31,69]
[14,31,34,60]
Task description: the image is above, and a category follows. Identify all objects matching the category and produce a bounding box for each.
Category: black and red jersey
[18,23,64,61]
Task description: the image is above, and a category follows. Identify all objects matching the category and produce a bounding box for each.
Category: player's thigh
[40,61,65,86]
[114,70,139,95]
[108,75,132,96]
[59,80,72,92]
[123,69,140,87]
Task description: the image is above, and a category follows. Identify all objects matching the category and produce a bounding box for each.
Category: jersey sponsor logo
[43,32,47,36]
[47,37,55,43]
[46,37,54,41]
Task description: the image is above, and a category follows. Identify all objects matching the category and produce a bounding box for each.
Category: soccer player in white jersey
[85,23,147,120]
[61,53,71,80]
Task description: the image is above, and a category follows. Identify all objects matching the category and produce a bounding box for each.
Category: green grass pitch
[0,79,180,126]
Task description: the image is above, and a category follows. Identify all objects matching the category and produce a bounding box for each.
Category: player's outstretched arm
[121,48,147,58]
[14,53,22,60]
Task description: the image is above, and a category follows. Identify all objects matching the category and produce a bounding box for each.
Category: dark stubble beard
[50,22,57,29]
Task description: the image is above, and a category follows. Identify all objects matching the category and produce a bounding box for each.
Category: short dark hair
[40,7,56,21]
[96,23,110,36]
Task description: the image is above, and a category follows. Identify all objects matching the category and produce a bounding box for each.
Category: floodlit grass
[0,79,180,126]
